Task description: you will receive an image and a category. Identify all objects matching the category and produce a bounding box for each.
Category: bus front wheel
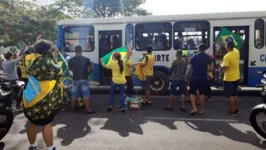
[149,71,169,95]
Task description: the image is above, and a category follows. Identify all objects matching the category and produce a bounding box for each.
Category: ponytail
[117,57,124,74]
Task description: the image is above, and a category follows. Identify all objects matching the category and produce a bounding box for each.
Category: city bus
[57,11,266,94]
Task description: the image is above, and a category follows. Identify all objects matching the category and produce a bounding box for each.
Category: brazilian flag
[101,47,128,65]
[215,27,242,50]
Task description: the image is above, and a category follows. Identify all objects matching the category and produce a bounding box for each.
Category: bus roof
[58,11,266,25]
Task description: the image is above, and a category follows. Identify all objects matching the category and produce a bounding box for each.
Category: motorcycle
[0,78,25,140]
[250,72,266,139]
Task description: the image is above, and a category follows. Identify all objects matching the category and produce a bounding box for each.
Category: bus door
[98,30,122,85]
[213,26,249,86]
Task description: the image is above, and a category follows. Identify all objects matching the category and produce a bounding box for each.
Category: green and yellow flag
[215,27,242,50]
[101,47,128,65]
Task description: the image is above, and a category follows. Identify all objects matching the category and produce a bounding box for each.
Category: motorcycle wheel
[250,108,266,139]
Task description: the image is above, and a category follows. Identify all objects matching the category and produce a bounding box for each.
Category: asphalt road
[1,94,266,150]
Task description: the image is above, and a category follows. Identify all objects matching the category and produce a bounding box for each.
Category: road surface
[1,95,266,150]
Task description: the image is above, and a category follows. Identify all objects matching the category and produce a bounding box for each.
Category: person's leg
[42,123,54,148]
[27,121,37,148]
[125,76,134,97]
[234,81,239,112]
[224,82,236,114]
[108,82,117,110]
[81,80,94,113]
[71,81,78,111]
[119,84,126,111]
[179,80,186,111]
[199,79,208,113]
[164,80,177,110]
[145,76,151,103]
[189,80,198,114]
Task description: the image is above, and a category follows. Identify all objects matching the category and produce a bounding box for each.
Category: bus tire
[149,71,169,95]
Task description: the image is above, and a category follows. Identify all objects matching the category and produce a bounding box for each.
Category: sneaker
[229,111,237,116]
[107,106,112,112]
[29,146,38,150]
[119,107,126,113]
[235,109,240,114]
[163,107,173,111]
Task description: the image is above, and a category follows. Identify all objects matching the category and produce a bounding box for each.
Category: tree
[54,0,152,18]
[0,0,71,47]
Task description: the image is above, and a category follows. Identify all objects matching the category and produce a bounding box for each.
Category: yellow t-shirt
[223,48,240,81]
[141,54,155,76]
[19,65,28,78]
[125,59,132,77]
[106,60,126,84]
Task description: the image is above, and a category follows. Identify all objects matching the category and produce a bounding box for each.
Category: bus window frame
[135,22,172,51]
[63,25,95,52]
[173,21,210,50]
[254,18,265,49]
[125,24,134,50]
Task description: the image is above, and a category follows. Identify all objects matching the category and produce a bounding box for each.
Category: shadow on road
[184,120,265,149]
[15,94,265,148]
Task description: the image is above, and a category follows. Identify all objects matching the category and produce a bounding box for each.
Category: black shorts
[224,80,239,97]
[189,79,208,95]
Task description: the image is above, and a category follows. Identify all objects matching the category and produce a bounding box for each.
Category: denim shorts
[169,80,186,95]
[224,80,239,97]
[71,80,90,99]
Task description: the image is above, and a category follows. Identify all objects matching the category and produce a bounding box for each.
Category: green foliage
[0,0,71,47]
[0,0,151,47]
[54,0,152,18]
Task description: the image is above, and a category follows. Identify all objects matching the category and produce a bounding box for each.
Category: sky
[36,0,266,15]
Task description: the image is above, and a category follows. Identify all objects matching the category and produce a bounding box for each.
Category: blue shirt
[189,52,212,80]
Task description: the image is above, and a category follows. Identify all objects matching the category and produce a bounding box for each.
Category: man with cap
[220,37,240,116]
[185,43,212,115]
[163,50,187,112]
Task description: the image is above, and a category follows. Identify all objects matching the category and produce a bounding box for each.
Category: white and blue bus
[57,11,266,94]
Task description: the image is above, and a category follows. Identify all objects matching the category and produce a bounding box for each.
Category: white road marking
[146,117,239,122]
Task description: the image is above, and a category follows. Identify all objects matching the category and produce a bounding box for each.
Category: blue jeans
[108,82,125,108]
[71,80,90,99]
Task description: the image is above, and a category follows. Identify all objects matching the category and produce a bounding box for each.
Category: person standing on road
[163,50,187,112]
[185,43,212,115]
[124,48,141,97]
[220,38,240,116]
[2,51,23,110]
[206,54,215,102]
[100,52,127,112]
[23,40,62,150]
[140,46,155,106]
[68,45,95,114]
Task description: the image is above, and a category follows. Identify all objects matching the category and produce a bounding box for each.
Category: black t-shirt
[68,56,92,80]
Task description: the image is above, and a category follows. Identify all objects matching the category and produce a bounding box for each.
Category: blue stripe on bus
[248,67,265,87]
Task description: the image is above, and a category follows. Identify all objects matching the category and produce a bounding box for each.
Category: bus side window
[64,26,95,52]
[135,23,172,51]
[126,24,134,49]
[174,21,210,50]
[254,19,264,49]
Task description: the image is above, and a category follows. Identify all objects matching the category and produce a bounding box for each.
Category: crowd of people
[0,33,240,150]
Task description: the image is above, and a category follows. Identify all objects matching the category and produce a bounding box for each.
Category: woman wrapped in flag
[23,40,62,150]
